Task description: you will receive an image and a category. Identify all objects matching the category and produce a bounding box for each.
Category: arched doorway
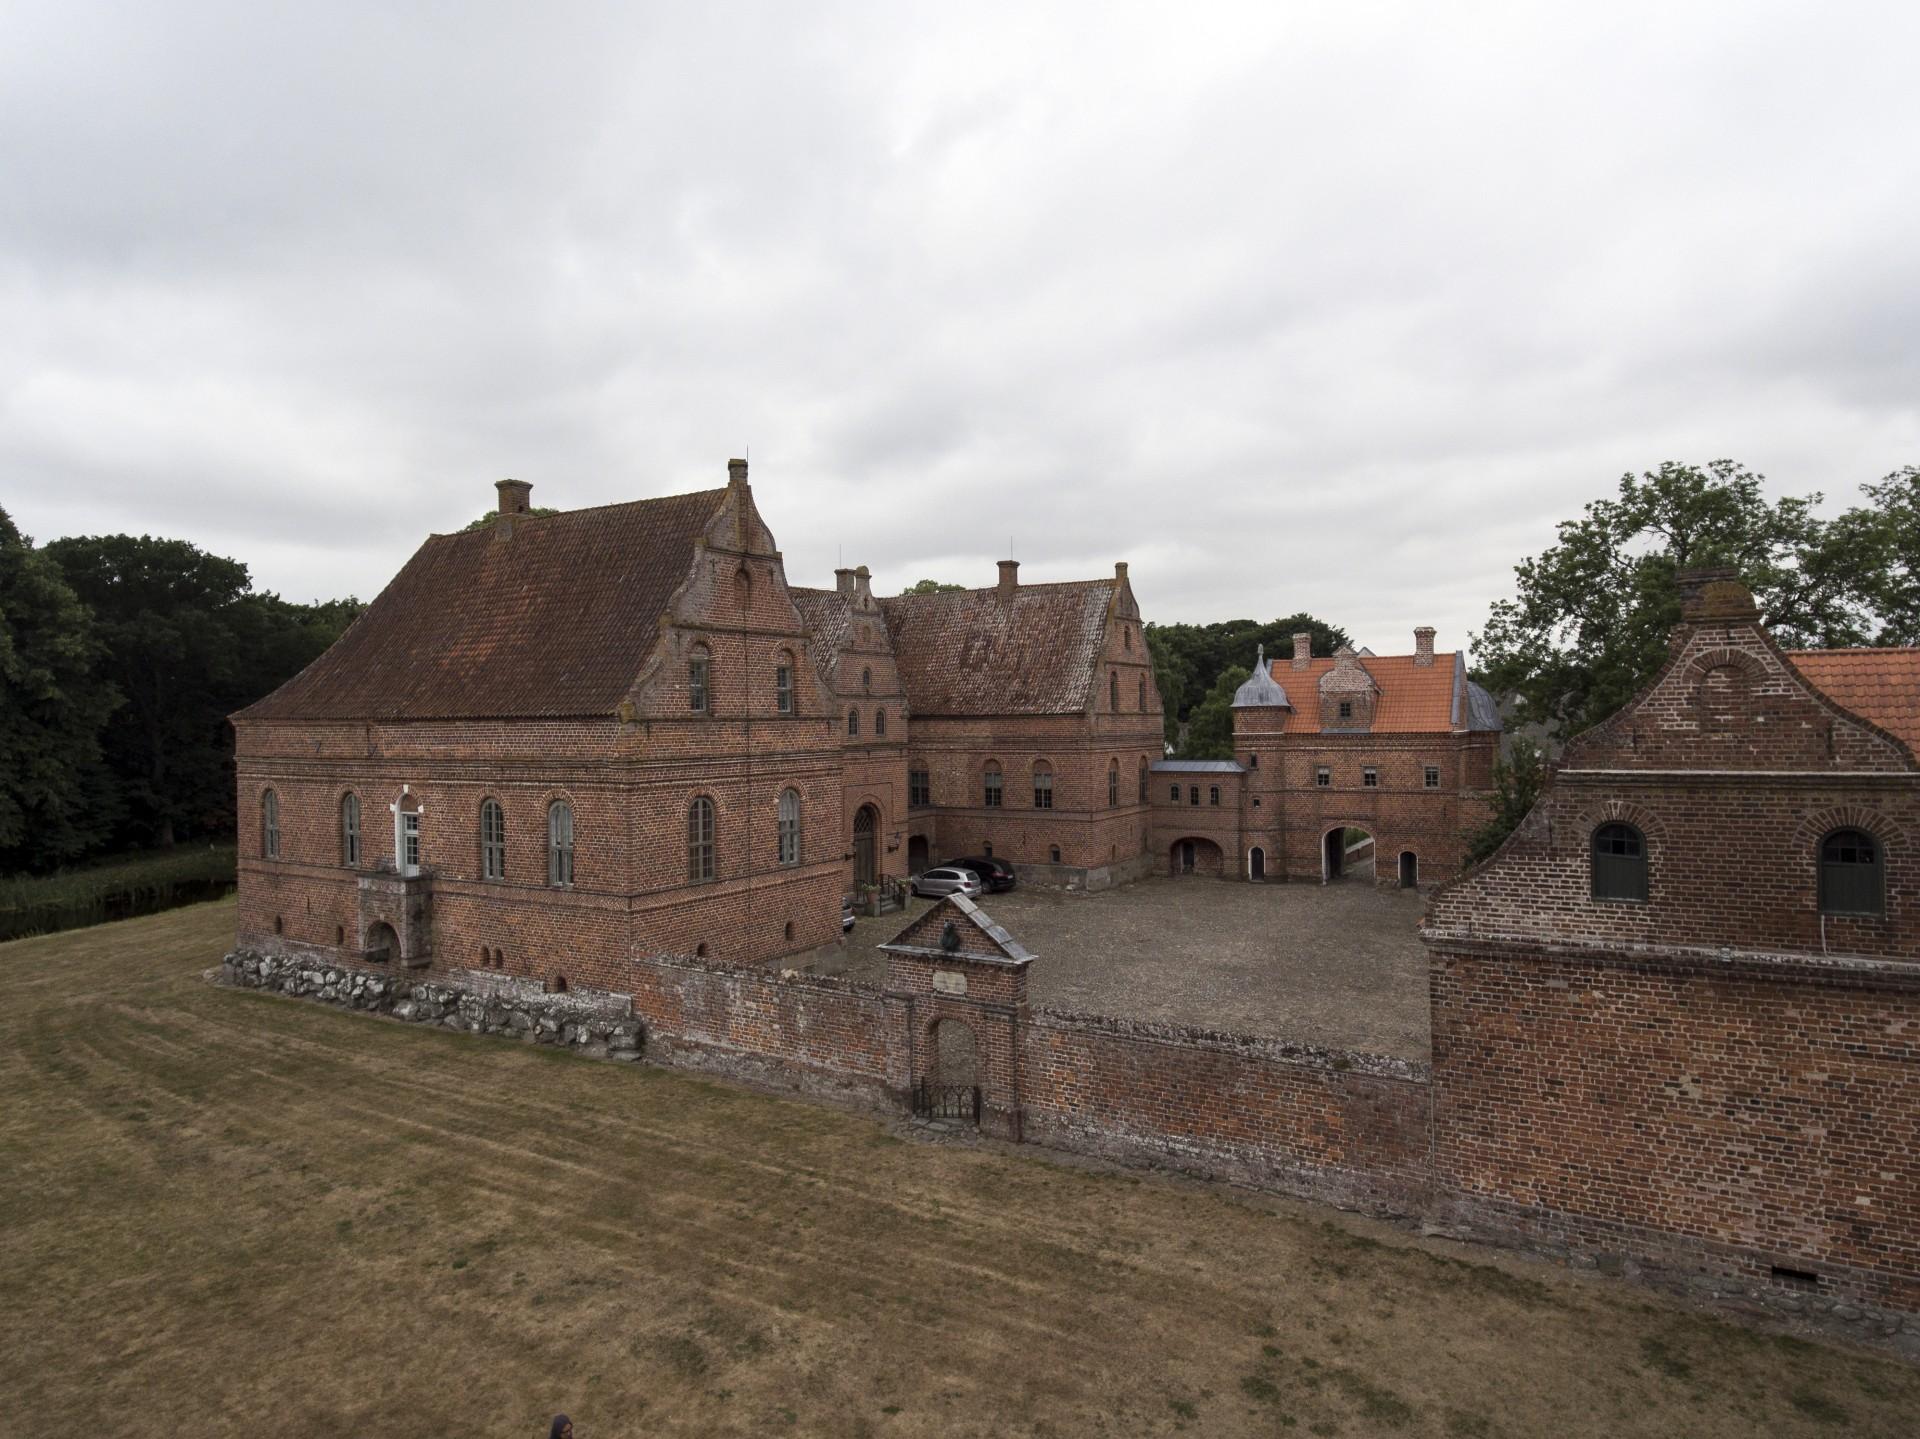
[1323,827,1375,883]
[853,805,878,888]
[908,834,930,874]
[365,921,398,963]
[1398,851,1418,888]
[914,1018,981,1123]
[1170,837,1223,877]
[1249,846,1266,881]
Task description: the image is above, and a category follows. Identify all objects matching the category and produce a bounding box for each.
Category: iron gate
[912,1080,981,1124]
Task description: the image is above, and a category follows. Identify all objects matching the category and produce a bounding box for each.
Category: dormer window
[1338,700,1353,720]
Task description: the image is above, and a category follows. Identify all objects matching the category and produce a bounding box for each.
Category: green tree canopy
[1181,664,1252,760]
[1147,614,1349,753]
[898,578,965,595]
[1465,742,1546,865]
[1474,460,1905,738]
[459,505,559,532]
[44,535,362,850]
[0,508,121,871]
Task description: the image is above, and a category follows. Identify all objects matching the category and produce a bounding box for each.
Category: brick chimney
[1413,626,1436,667]
[1676,566,1758,622]
[835,567,857,597]
[1291,631,1313,670]
[727,457,749,488]
[998,559,1020,597]
[495,478,532,515]
[853,564,873,606]
[1114,561,1128,582]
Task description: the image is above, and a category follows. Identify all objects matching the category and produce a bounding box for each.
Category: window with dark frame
[1424,765,1440,789]
[1138,756,1148,802]
[1363,767,1378,788]
[1315,766,1330,787]
[1170,783,1181,802]
[547,800,575,886]
[341,793,361,866]
[775,662,793,714]
[1591,823,1648,902]
[688,797,716,882]
[984,764,1003,807]
[778,789,801,866]
[874,708,886,736]
[1338,700,1353,720]
[1819,829,1883,916]
[909,769,930,808]
[1209,785,1220,806]
[1189,785,1200,806]
[847,707,859,737]
[1033,764,1054,809]
[480,798,506,880]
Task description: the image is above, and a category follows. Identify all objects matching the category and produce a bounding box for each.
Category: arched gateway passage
[914,1018,982,1124]
[1171,837,1224,877]
[1323,827,1376,883]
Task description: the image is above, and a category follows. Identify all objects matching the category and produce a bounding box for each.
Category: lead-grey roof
[1464,679,1503,732]
[1230,646,1291,708]
[1152,759,1246,773]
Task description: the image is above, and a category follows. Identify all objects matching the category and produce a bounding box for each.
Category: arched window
[1591,823,1647,902]
[1137,755,1148,802]
[847,707,859,737]
[1819,829,1884,916]
[688,797,716,882]
[688,644,710,713]
[340,793,360,866]
[395,792,422,875]
[1138,675,1146,711]
[547,800,575,887]
[862,666,872,693]
[261,789,281,859]
[1033,761,1054,810]
[1124,625,1133,651]
[983,762,1003,808]
[1110,671,1119,711]
[1107,760,1119,807]
[875,708,886,737]
[775,653,794,715]
[480,798,506,880]
[778,788,801,866]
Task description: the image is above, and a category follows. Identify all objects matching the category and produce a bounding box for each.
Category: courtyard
[814,875,1431,1060]
[3,900,1914,1438]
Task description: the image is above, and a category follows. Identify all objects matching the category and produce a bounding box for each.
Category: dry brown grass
[2,899,1915,1437]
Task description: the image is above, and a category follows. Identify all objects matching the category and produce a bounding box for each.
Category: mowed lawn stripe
[2,899,1916,1438]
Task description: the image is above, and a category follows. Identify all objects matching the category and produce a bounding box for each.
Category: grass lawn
[2,900,1915,1437]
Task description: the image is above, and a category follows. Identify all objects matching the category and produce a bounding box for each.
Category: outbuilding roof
[237,489,727,721]
[878,580,1116,716]
[1788,648,1920,753]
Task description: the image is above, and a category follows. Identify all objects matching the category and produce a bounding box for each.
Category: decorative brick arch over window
[1794,806,1896,919]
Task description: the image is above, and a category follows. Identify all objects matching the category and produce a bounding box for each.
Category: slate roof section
[878,580,1115,716]
[1788,648,1920,753]
[788,587,853,687]
[879,891,1036,966]
[1231,646,1291,708]
[1152,760,1246,773]
[1463,679,1504,732]
[238,489,728,721]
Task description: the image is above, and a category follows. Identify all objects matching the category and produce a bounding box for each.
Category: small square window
[1315,767,1330,787]
[1424,765,1440,789]
[1363,767,1378,788]
[1338,700,1353,720]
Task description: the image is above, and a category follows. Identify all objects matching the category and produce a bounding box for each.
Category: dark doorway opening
[1324,828,1375,883]
[1398,851,1417,888]
[1250,846,1266,881]
[908,834,929,874]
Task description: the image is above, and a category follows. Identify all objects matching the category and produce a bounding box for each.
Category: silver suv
[911,866,983,899]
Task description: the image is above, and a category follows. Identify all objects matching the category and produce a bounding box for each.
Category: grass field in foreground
[2,900,1915,1438]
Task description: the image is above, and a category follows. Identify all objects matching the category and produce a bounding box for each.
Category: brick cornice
[1424,931,1920,990]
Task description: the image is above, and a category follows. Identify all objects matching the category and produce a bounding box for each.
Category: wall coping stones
[1422,932,1920,990]
[1032,1006,1428,1082]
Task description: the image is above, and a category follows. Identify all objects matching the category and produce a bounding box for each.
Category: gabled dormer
[1318,646,1379,731]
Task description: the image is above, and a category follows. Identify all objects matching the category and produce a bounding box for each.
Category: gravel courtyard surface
[813,876,1431,1060]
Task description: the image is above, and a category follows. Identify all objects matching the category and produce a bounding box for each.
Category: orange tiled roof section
[238,490,727,721]
[1787,648,1920,753]
[1268,654,1463,734]
[878,580,1115,716]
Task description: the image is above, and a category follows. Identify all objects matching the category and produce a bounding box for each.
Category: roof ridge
[426,486,727,538]
[882,577,1115,601]
[1789,646,1920,657]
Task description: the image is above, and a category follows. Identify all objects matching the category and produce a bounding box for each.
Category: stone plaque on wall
[932,970,968,996]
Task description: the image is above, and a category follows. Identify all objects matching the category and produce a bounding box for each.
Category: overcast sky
[5,2,1917,658]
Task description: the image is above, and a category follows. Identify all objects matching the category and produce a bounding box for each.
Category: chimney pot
[1291,631,1313,670]
[1413,626,1436,667]
[998,559,1020,596]
[495,478,532,516]
[1114,561,1128,582]
[834,567,856,596]
[727,457,749,486]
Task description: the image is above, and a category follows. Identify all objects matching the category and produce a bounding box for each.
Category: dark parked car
[944,855,1015,892]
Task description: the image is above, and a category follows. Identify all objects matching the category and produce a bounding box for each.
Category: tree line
[0,507,361,874]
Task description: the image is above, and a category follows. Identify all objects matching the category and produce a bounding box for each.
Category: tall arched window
[480,798,506,880]
[547,800,575,887]
[1033,761,1054,809]
[861,666,872,693]
[778,788,801,866]
[688,644,710,712]
[847,707,859,737]
[983,762,1003,808]
[1591,823,1647,902]
[1110,671,1119,711]
[340,792,360,866]
[1107,759,1119,807]
[688,797,716,882]
[1819,829,1884,916]
[1137,755,1148,803]
[261,789,281,859]
[875,708,886,737]
[775,653,794,715]
[1138,675,1146,711]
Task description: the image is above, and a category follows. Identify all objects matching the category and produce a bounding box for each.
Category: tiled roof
[788,588,852,688]
[238,490,727,721]
[878,580,1115,716]
[1266,653,1466,734]
[1787,648,1920,753]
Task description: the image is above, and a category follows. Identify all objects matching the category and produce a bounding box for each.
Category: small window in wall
[688,796,716,883]
[982,841,993,857]
[1248,753,1258,769]
[874,708,886,737]
[1363,767,1378,788]
[480,798,506,880]
[1107,761,1119,807]
[340,792,360,866]
[1110,671,1120,711]
[909,769,930,808]
[1315,767,1330,788]
[1050,845,1062,864]
[1188,785,1200,806]
[261,789,281,859]
[1033,763,1054,809]
[1819,829,1883,916]
[1591,823,1648,902]
[847,707,859,737]
[547,800,575,886]
[1137,675,1146,710]
[1338,700,1353,720]
[1138,756,1148,802]
[777,788,801,866]
[1209,786,1220,806]
[1124,625,1132,651]
[984,763,1003,807]
[688,647,710,712]
[1170,783,1181,802]
[862,666,872,693]
[1424,765,1440,789]
[784,921,795,943]
[775,660,793,715]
